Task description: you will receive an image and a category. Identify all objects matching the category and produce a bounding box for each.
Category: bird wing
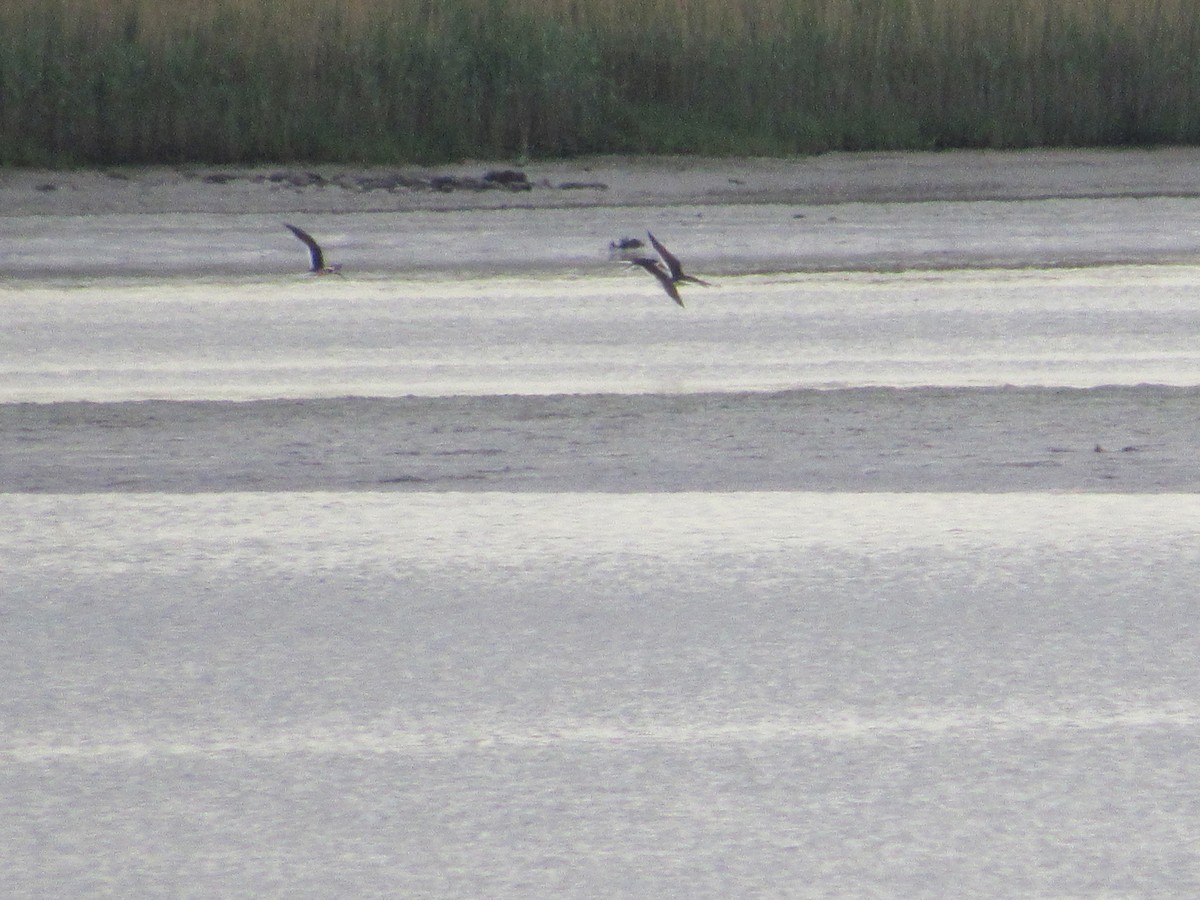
[632,258,684,307]
[647,231,684,281]
[285,223,325,271]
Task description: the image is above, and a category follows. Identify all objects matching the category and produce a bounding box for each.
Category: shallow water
[4,492,1200,896]
[4,264,1200,402]
[4,196,1200,277]
[5,198,1200,896]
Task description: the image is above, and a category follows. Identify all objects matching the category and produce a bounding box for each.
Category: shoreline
[4,147,1200,217]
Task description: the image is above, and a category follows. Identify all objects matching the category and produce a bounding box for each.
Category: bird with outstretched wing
[284,223,342,275]
[629,256,684,307]
[647,231,713,287]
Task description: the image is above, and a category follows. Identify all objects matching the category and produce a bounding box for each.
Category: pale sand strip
[5,147,1200,216]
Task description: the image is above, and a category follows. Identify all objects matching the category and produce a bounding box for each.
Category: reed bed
[3,0,1200,165]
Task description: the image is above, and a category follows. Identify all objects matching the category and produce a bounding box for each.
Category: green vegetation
[3,0,1200,166]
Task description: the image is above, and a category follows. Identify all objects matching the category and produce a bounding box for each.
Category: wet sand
[6,147,1200,216]
[4,388,1200,494]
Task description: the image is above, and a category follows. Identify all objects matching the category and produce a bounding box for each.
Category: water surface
[5,197,1200,896]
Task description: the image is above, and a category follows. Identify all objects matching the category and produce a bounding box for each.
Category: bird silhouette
[284,223,342,275]
[629,256,684,307]
[647,231,713,287]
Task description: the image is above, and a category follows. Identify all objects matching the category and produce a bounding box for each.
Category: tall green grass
[3,0,1200,166]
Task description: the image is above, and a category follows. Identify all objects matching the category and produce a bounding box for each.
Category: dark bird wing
[285,223,325,272]
[647,231,683,280]
[647,230,713,286]
[631,257,684,307]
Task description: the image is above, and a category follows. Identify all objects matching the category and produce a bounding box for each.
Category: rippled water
[5,492,1200,896]
[4,199,1200,896]
[5,264,1200,402]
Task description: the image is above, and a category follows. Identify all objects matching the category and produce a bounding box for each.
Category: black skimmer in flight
[647,231,713,287]
[629,256,684,307]
[284,223,342,275]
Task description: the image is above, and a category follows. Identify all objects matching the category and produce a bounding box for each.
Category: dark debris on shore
[193,168,608,195]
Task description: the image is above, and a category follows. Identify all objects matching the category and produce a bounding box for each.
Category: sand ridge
[5,147,1200,216]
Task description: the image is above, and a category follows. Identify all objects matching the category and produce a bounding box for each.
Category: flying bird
[623,231,714,306]
[647,231,713,287]
[284,223,342,275]
[629,256,684,307]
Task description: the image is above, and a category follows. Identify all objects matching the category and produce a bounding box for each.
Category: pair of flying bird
[285,223,712,306]
[622,231,713,307]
